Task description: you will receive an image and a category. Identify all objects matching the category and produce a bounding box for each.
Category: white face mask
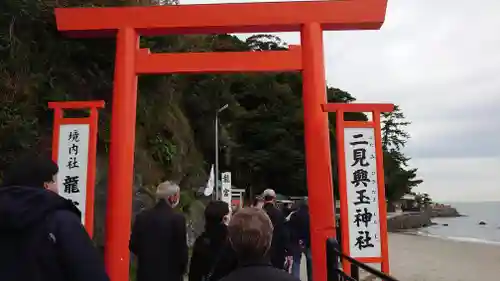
[167,193,180,208]
[223,214,230,226]
[223,205,232,225]
[170,197,180,208]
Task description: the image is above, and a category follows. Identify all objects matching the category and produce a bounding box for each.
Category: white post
[215,104,228,200]
[214,113,219,200]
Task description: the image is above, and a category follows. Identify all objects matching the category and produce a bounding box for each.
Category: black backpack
[0,213,66,281]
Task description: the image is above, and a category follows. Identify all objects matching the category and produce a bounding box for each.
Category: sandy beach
[298,233,500,281]
[388,233,500,281]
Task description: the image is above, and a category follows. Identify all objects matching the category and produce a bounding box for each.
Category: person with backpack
[0,155,109,281]
[189,201,237,281]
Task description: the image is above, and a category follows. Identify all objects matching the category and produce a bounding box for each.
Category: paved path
[299,255,308,281]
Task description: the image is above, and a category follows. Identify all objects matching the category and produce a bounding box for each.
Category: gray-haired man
[262,189,288,270]
[130,181,188,281]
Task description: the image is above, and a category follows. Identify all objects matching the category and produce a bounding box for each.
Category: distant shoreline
[396,228,500,247]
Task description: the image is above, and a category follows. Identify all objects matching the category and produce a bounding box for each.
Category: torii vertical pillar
[105,27,139,280]
[301,22,336,281]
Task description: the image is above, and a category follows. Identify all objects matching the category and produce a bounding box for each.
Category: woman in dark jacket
[189,201,237,281]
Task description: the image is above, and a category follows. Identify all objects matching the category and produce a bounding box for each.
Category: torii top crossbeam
[55,0,387,36]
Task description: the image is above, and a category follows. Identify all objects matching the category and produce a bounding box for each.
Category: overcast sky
[180,0,500,202]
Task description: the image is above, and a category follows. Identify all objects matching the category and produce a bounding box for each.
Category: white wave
[412,231,500,246]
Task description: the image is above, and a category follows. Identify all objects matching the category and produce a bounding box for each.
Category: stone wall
[428,206,462,218]
[387,212,433,232]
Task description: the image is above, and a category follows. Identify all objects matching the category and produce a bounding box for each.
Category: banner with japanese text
[221,172,232,205]
[56,124,90,224]
[50,101,103,237]
[343,128,382,258]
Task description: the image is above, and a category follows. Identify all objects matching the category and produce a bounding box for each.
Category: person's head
[228,207,274,262]
[205,200,231,228]
[262,189,276,204]
[156,181,180,208]
[2,154,59,193]
[300,198,309,209]
[252,196,264,208]
[231,205,239,213]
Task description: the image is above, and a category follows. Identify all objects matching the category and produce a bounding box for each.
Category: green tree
[382,105,410,151]
[415,192,432,208]
[246,34,287,51]
[381,105,423,201]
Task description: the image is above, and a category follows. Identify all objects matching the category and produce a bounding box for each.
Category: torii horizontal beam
[322,103,394,113]
[135,46,302,74]
[55,0,388,36]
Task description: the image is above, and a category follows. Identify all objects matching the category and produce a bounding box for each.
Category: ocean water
[416,202,500,245]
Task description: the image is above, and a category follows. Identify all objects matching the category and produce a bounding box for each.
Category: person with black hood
[0,154,109,281]
[189,200,237,281]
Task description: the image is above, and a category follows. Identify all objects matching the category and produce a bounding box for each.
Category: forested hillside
[0,0,422,243]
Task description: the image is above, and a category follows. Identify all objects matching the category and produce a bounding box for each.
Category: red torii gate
[54,1,388,281]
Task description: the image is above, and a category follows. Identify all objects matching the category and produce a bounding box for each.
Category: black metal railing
[326,238,400,281]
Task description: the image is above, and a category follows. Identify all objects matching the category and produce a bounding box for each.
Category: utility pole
[215,104,228,200]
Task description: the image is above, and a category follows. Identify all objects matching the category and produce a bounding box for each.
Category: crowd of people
[130,184,313,281]
[0,155,313,281]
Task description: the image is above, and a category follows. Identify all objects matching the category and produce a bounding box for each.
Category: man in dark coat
[282,202,293,218]
[0,155,109,281]
[289,199,312,281]
[130,181,188,281]
[261,189,288,270]
[219,207,300,281]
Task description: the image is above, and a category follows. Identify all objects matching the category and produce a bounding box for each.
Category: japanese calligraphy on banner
[343,127,381,258]
[56,124,90,225]
[221,172,232,205]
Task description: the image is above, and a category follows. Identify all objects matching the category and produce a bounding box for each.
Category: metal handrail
[326,238,400,281]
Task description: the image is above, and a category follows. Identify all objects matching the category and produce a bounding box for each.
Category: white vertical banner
[221,172,232,205]
[204,165,215,196]
[343,128,381,259]
[56,124,90,225]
